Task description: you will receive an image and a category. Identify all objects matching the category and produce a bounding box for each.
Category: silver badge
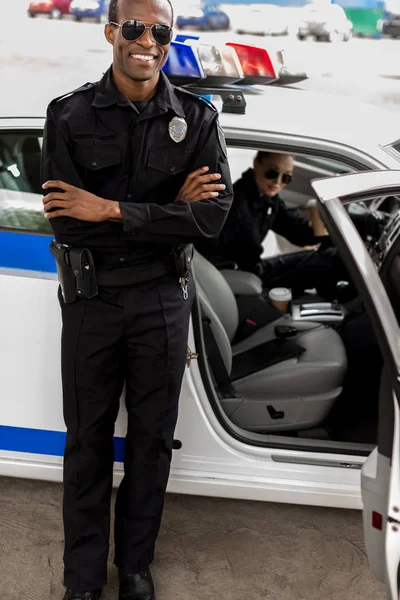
[169,116,188,143]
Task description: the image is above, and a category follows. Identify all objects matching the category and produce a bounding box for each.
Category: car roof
[218,85,400,164]
[1,84,399,167]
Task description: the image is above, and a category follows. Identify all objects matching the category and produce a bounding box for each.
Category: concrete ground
[0,477,387,600]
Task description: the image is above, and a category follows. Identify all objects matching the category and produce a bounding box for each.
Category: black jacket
[198,168,319,274]
[41,67,233,265]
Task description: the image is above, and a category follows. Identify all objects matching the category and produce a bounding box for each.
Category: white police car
[1,39,399,597]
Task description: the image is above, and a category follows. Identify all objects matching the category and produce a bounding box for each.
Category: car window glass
[0,132,51,234]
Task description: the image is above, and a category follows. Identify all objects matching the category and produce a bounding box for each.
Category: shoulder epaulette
[49,82,95,105]
[176,87,217,111]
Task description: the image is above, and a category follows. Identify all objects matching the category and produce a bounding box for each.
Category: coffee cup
[268,287,292,314]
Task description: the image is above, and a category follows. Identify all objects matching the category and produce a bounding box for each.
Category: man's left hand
[42,180,119,222]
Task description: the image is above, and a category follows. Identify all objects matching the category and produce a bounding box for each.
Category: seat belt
[202,316,238,399]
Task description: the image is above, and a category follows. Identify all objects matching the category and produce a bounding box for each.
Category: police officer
[41,0,233,598]
[198,151,348,300]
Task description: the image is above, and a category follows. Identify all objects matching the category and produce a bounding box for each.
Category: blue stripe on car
[0,425,126,462]
[0,231,56,273]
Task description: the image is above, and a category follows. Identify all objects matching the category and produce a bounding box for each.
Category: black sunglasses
[265,168,293,185]
[110,20,173,46]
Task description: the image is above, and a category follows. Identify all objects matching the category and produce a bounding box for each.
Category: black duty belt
[96,259,174,287]
[50,241,192,303]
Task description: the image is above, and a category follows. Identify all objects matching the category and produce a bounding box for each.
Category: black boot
[63,589,102,600]
[119,569,155,600]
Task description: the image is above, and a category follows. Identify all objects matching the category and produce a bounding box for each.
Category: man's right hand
[177,166,226,203]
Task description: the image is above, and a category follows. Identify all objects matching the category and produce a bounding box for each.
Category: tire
[297,34,306,40]
[75,16,82,21]
[28,11,36,17]
[50,8,62,19]
[96,15,101,23]
[328,31,341,42]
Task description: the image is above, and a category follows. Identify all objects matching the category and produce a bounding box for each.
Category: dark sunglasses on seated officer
[265,168,293,185]
[110,20,174,46]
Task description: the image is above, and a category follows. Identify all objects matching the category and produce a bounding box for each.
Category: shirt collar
[92,66,185,118]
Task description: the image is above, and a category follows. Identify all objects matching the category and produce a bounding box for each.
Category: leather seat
[193,250,347,433]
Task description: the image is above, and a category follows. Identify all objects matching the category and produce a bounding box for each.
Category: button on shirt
[41,67,233,267]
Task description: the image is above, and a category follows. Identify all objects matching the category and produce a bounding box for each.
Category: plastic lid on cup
[268,287,292,302]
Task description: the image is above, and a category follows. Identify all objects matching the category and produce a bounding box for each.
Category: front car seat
[193,250,347,433]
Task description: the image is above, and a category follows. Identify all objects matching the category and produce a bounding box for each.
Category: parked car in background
[235,5,289,36]
[297,3,353,41]
[382,12,400,37]
[176,4,230,31]
[27,0,72,19]
[69,0,108,22]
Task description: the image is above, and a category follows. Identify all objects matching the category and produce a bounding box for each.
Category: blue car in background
[176,5,230,30]
[69,0,108,22]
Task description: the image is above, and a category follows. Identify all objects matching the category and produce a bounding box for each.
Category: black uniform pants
[59,272,194,591]
[262,247,349,300]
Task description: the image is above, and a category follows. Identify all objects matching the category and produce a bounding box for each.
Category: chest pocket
[73,138,122,171]
[147,149,195,176]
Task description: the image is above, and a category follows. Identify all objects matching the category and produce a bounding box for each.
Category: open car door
[311,171,400,600]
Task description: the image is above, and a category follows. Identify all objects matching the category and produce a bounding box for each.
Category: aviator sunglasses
[265,168,293,185]
[110,20,173,46]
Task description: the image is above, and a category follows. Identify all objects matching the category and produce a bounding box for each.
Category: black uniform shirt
[41,67,233,267]
[197,167,319,273]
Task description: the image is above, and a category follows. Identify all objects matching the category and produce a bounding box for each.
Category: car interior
[1,132,400,455]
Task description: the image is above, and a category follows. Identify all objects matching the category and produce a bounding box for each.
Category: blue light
[163,41,205,83]
[175,34,200,42]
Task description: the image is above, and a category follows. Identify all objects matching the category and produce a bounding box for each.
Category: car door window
[0,132,51,234]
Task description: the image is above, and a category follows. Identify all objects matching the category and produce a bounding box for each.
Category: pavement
[0,476,387,600]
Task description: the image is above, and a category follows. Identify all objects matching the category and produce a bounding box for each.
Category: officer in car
[40,1,233,599]
[198,151,348,300]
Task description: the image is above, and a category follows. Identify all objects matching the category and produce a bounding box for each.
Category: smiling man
[40,1,233,599]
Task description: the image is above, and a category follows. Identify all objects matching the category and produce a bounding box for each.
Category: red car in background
[28,0,72,19]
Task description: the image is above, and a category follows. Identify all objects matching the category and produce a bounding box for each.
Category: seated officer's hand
[177,166,226,203]
[42,181,119,222]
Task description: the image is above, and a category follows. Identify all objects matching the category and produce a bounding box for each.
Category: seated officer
[197,151,349,300]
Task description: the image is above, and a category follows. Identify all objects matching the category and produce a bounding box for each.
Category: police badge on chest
[169,117,188,143]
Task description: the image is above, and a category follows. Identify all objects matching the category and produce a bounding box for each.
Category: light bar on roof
[162,41,206,86]
[271,50,308,86]
[183,40,244,86]
[226,43,278,85]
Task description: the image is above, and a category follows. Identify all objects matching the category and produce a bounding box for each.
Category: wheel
[297,34,306,40]
[328,30,342,42]
[96,15,101,23]
[75,16,82,21]
[28,11,36,17]
[50,7,62,19]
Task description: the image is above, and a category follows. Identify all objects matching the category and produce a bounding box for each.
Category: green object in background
[343,7,384,35]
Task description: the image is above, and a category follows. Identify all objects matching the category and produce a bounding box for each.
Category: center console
[291,301,345,325]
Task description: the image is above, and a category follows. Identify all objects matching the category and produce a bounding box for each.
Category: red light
[372,511,383,531]
[226,43,277,84]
